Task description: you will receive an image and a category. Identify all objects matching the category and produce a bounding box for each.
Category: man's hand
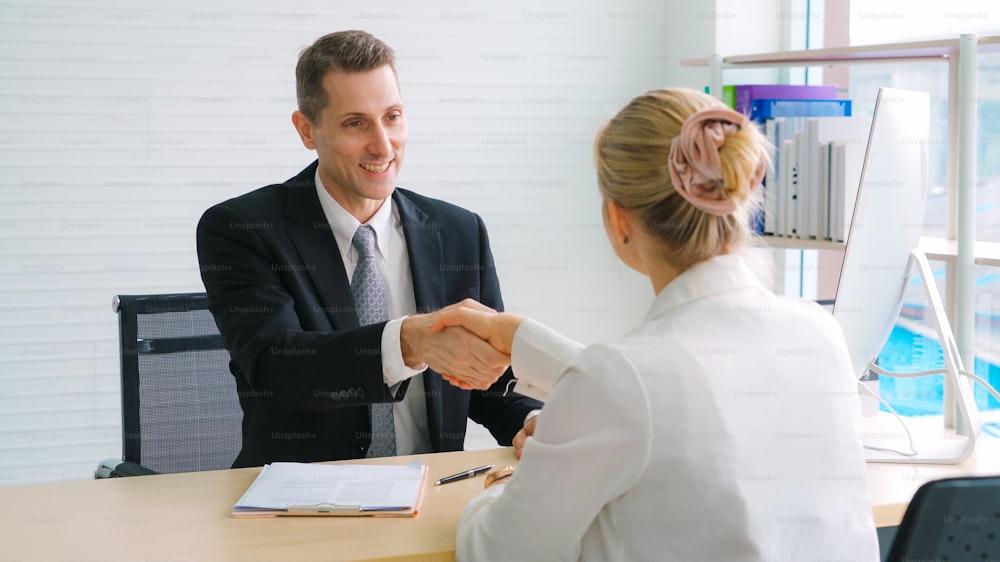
[428,300,524,390]
[513,414,537,460]
[400,300,510,391]
[430,303,524,355]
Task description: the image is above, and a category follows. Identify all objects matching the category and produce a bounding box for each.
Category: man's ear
[605,200,633,244]
[291,110,317,150]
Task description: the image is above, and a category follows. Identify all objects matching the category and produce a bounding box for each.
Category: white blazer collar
[644,252,765,321]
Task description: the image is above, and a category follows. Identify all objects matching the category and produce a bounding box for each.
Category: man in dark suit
[196,30,540,468]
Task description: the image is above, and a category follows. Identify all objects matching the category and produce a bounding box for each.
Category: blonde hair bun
[595,88,771,269]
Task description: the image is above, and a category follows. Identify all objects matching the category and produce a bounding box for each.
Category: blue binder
[750,98,852,123]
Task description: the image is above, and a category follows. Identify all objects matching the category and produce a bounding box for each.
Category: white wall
[0,0,688,483]
[715,0,783,85]
[659,0,784,90]
[849,0,1000,44]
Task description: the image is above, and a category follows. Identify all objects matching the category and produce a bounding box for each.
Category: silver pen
[434,464,494,486]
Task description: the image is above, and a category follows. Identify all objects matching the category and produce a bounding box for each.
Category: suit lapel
[284,161,358,330]
[394,189,448,449]
[284,175,450,449]
[393,189,444,314]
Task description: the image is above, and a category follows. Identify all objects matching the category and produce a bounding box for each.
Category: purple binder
[734,84,839,116]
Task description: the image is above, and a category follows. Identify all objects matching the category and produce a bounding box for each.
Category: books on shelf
[733,84,839,116]
[723,85,736,109]
[719,83,863,242]
[750,98,852,123]
[795,130,810,237]
[763,119,779,234]
[781,137,797,237]
[829,138,866,242]
[764,117,808,236]
[806,117,870,240]
[763,114,869,242]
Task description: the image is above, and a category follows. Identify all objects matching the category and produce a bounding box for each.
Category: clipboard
[231,463,428,518]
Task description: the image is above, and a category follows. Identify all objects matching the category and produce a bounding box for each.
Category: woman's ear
[605,199,633,246]
[603,199,647,276]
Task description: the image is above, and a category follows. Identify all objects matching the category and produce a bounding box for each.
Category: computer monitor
[833,87,978,463]
[833,87,929,379]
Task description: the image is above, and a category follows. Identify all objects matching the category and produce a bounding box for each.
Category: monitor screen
[833,87,931,379]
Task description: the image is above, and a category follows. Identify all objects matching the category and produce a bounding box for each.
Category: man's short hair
[295,30,396,124]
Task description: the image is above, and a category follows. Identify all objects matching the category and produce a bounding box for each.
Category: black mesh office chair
[886,475,1000,561]
[97,293,242,477]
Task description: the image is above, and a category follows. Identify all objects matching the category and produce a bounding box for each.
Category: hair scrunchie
[667,107,764,216]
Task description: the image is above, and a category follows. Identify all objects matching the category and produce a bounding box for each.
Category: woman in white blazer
[439,88,880,561]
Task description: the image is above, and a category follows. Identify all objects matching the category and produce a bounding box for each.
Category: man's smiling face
[298,64,407,214]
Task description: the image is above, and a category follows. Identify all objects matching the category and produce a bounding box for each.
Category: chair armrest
[95,458,160,478]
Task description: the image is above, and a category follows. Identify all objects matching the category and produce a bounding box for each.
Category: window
[847,5,1000,418]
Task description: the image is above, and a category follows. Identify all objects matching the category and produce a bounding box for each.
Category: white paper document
[233,462,426,515]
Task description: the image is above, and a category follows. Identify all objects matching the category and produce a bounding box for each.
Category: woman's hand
[430,299,524,390]
[513,415,537,460]
[430,300,524,355]
[402,299,512,391]
[483,465,515,489]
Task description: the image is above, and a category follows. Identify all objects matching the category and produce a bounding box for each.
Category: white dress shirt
[457,252,879,561]
[315,170,432,456]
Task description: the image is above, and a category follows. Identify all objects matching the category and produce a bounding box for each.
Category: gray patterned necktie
[350,225,396,458]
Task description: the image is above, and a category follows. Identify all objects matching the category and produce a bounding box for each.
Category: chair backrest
[114,293,242,473]
[887,475,1000,561]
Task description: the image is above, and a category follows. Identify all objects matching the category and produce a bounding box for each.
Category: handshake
[400,299,525,391]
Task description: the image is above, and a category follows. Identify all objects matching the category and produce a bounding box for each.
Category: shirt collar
[644,252,766,321]
[314,168,392,259]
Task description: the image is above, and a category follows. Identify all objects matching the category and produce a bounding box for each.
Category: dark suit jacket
[196,161,540,468]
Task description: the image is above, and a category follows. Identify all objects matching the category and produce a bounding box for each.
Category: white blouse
[456,252,879,562]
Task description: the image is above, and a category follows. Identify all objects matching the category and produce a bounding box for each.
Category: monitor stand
[862,249,980,464]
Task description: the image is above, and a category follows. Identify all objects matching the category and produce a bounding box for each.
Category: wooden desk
[866,416,1000,527]
[2,437,998,561]
[0,448,515,562]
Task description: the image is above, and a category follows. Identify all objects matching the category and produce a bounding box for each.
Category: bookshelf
[759,236,844,251]
[760,236,1000,269]
[681,35,1000,69]
[686,34,1000,429]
